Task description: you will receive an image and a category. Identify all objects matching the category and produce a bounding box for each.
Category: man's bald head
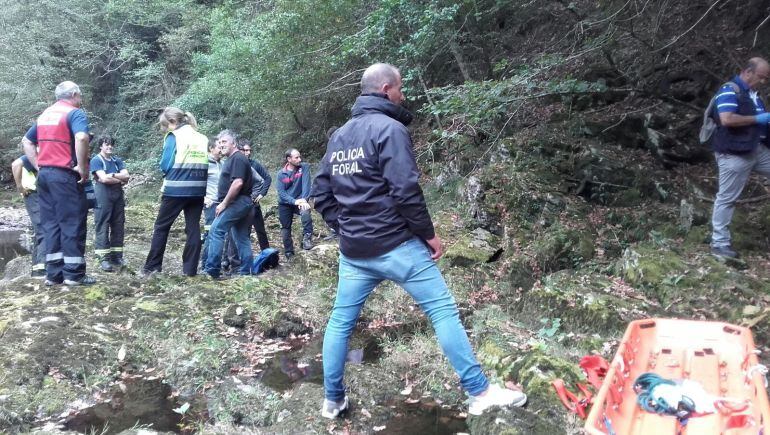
[741,57,770,90]
[361,63,405,105]
[361,63,401,94]
[745,57,769,73]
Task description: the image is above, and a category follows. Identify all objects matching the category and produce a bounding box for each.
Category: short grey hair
[217,129,238,142]
[55,81,81,100]
[361,63,401,94]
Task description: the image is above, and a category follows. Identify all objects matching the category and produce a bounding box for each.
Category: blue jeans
[200,201,218,270]
[322,237,489,401]
[204,196,253,277]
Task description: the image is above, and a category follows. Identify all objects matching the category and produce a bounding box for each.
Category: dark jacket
[311,94,434,258]
[713,77,764,154]
[250,159,272,198]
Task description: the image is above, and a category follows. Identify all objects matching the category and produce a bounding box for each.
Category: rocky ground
[2,114,770,435]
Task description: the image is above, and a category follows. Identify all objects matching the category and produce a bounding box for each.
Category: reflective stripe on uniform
[95,248,111,255]
[163,180,207,187]
[110,247,124,252]
[46,252,64,261]
[32,263,45,271]
[63,256,85,264]
[171,162,208,170]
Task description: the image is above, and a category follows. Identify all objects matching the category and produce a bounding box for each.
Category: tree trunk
[450,39,472,82]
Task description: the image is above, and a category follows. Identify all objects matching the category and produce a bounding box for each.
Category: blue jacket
[311,94,434,258]
[276,162,311,205]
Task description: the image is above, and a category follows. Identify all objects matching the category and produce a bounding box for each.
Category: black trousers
[143,195,203,276]
[278,203,313,256]
[37,167,87,282]
[93,183,125,261]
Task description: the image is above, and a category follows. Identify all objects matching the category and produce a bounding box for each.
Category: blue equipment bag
[252,248,280,275]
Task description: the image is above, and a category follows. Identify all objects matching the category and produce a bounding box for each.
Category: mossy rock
[617,244,685,288]
[531,225,595,273]
[508,348,585,412]
[514,271,639,335]
[444,228,502,267]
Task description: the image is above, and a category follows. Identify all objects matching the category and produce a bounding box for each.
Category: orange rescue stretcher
[585,318,770,434]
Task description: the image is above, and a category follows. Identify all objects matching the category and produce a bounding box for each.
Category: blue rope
[633,373,696,423]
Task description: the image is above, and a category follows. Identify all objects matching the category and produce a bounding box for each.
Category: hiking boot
[468,384,527,416]
[285,252,295,261]
[45,279,62,286]
[321,396,349,419]
[100,260,114,272]
[711,245,738,259]
[64,275,97,286]
[111,257,127,268]
[302,233,313,250]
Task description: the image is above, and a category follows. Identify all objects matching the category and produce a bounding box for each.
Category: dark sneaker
[711,245,738,258]
[100,260,114,272]
[302,233,313,250]
[64,275,97,286]
[322,229,338,241]
[468,384,527,415]
[45,279,62,286]
[111,258,127,268]
[321,396,349,419]
[285,252,295,261]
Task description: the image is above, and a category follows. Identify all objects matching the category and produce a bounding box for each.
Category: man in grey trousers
[709,57,770,258]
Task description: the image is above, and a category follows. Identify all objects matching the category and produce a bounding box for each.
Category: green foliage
[423,62,608,138]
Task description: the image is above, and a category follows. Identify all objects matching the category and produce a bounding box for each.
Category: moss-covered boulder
[444,227,502,267]
[532,225,595,273]
[514,271,646,335]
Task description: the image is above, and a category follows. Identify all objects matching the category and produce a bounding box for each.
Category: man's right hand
[757,113,770,124]
[425,236,443,260]
[75,165,88,184]
[296,199,311,212]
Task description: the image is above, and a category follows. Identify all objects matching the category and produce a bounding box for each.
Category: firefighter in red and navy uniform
[21,81,94,286]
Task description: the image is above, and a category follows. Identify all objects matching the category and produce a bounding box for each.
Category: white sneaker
[468,384,527,415]
[320,396,349,419]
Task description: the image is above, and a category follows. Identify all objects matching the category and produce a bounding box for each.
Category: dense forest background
[3,0,767,171]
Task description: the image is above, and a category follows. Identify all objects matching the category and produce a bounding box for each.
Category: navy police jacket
[312,94,435,258]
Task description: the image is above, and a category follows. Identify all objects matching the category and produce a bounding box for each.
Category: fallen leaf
[117,344,126,362]
[400,385,412,396]
[373,426,386,432]
[172,402,190,415]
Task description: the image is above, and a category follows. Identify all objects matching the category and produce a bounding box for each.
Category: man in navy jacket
[276,148,313,258]
[312,63,527,418]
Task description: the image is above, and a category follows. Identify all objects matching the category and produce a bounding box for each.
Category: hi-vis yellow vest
[160,124,208,197]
